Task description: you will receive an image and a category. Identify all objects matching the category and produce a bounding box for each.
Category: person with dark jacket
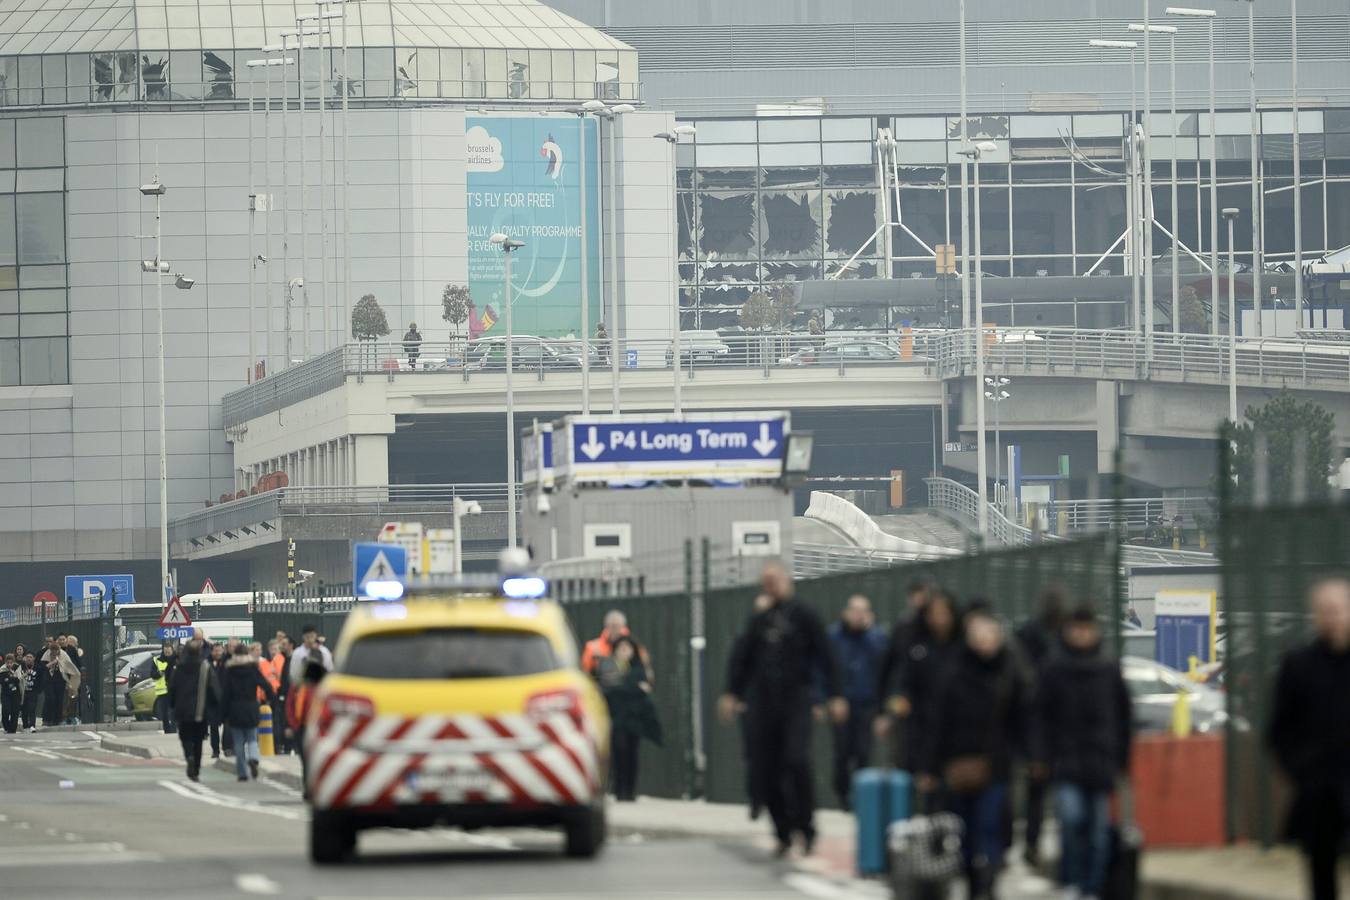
[883,588,960,775]
[206,643,225,758]
[20,654,38,731]
[1014,585,1068,866]
[403,323,423,368]
[918,605,1034,900]
[1268,576,1350,900]
[875,577,934,766]
[0,652,25,733]
[721,561,847,858]
[1037,608,1133,900]
[222,643,276,781]
[825,594,887,808]
[167,639,222,781]
[596,635,662,802]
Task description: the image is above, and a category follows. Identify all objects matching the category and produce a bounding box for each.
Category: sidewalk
[95,730,1340,898]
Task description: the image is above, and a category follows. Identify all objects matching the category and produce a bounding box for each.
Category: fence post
[1110,446,1124,662]
[684,539,704,797]
[1217,423,1238,844]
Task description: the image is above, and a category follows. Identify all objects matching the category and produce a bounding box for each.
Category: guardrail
[170,482,513,544]
[0,597,106,628]
[925,476,1039,546]
[1049,496,1213,534]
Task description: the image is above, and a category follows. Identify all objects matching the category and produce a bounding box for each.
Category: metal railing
[925,476,1038,547]
[0,597,105,628]
[170,482,512,543]
[1050,496,1213,534]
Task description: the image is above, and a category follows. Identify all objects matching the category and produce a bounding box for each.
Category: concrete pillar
[1095,380,1120,479]
[352,434,390,488]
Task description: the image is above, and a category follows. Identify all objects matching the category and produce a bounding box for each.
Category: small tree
[1178,285,1207,334]
[1221,392,1336,506]
[441,283,471,343]
[739,290,773,330]
[766,284,797,331]
[352,293,390,340]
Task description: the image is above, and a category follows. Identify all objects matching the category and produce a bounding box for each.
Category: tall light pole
[1226,0,1262,333]
[279,31,298,366]
[139,170,196,603]
[656,126,695,415]
[1169,8,1219,335]
[1223,207,1240,421]
[959,139,998,539]
[490,232,525,547]
[1090,40,1140,332]
[310,9,342,351]
[1140,3,1157,344]
[295,16,333,355]
[318,0,359,347]
[577,100,606,414]
[984,375,1010,507]
[1290,0,1303,322]
[958,0,971,327]
[1130,22,1180,334]
[600,103,635,414]
[259,49,293,376]
[246,60,261,382]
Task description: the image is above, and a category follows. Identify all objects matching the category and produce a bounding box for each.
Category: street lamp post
[1169,8,1219,334]
[490,232,525,547]
[600,103,635,413]
[246,60,261,382]
[311,9,342,351]
[139,170,196,604]
[318,0,359,347]
[984,375,1011,509]
[958,139,999,540]
[958,0,971,327]
[1141,4,1156,345]
[1089,40,1140,332]
[1223,208,1240,421]
[258,50,294,376]
[577,100,607,415]
[1130,22,1180,334]
[655,126,695,416]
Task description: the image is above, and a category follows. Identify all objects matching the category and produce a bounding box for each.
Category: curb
[40,721,162,734]
[210,755,305,791]
[98,736,167,759]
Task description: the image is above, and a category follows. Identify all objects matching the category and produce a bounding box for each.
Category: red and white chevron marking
[307,712,600,812]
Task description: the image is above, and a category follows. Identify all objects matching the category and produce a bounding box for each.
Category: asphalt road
[0,730,875,900]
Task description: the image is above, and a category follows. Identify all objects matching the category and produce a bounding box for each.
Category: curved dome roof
[0,0,631,55]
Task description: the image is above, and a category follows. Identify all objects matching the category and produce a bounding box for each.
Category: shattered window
[698,192,757,260]
[762,167,820,189]
[204,51,234,100]
[677,193,696,260]
[895,188,948,257]
[701,263,760,283]
[698,168,757,190]
[763,261,820,282]
[142,54,169,101]
[823,164,876,188]
[824,190,879,258]
[760,190,821,259]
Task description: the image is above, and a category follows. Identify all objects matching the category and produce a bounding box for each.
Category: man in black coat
[721,561,847,857]
[1014,585,1068,866]
[1268,576,1350,900]
[874,577,933,767]
[222,644,276,782]
[1037,607,1133,900]
[167,638,222,781]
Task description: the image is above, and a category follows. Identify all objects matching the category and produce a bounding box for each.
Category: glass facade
[0,0,638,105]
[678,110,1350,329]
[0,115,66,386]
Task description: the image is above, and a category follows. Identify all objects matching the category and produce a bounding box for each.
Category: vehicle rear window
[342,628,559,680]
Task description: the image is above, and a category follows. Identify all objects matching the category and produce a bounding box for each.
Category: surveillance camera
[297,568,315,582]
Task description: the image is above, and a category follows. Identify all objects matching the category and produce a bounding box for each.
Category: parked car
[466,336,581,371]
[118,646,160,720]
[666,330,731,365]
[1121,655,1242,734]
[779,339,901,367]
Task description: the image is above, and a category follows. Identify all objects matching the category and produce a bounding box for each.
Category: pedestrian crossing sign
[158,595,192,627]
[354,541,408,600]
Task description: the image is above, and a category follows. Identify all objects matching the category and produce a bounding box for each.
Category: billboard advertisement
[466,115,601,338]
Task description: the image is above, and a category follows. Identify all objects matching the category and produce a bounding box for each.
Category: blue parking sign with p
[64,574,135,605]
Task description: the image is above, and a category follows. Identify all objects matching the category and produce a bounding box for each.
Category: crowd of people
[721,563,1134,900]
[0,634,92,732]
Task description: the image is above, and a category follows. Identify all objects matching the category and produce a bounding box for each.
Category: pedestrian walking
[1268,576,1350,900]
[596,635,661,802]
[1015,585,1067,867]
[721,561,847,857]
[1036,607,1133,900]
[207,642,225,758]
[287,658,326,799]
[167,638,222,781]
[20,654,38,731]
[582,610,651,678]
[917,604,1034,900]
[272,637,292,753]
[403,322,423,368]
[825,594,887,809]
[0,652,25,733]
[289,624,334,684]
[881,587,960,776]
[222,643,276,781]
[150,641,178,734]
[876,577,934,766]
[41,638,81,726]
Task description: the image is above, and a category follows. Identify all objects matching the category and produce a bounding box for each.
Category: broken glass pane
[824,165,876,188]
[698,192,757,260]
[761,167,820,189]
[142,54,169,100]
[677,193,695,260]
[763,261,821,282]
[697,168,756,190]
[701,263,760,283]
[824,190,879,257]
[204,51,233,100]
[760,190,821,259]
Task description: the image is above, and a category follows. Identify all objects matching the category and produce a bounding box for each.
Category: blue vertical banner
[466,115,602,338]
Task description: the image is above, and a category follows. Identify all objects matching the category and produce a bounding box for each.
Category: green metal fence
[700,534,1119,804]
[0,603,115,723]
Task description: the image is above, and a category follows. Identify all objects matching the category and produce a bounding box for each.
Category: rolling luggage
[853,768,912,875]
[887,812,964,899]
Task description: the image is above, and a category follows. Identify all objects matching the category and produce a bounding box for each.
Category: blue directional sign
[157,626,195,641]
[625,349,639,369]
[521,422,554,490]
[1154,590,1217,674]
[354,541,408,598]
[64,573,135,605]
[563,413,788,482]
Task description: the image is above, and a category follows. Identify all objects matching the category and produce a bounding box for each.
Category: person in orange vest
[581,610,652,679]
[286,658,327,799]
[270,637,292,753]
[251,642,281,703]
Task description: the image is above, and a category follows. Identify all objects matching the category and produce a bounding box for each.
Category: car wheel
[310,810,356,865]
[563,801,606,859]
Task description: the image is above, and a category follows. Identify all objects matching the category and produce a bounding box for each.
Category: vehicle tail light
[526,688,584,729]
[316,693,374,737]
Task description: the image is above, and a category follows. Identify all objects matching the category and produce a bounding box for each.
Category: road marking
[12,747,61,760]
[11,745,115,767]
[782,873,848,899]
[81,730,102,740]
[158,780,307,822]
[235,873,282,895]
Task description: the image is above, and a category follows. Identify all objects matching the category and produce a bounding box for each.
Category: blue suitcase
[853,768,912,875]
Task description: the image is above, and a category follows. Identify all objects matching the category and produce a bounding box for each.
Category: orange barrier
[1129,733,1226,848]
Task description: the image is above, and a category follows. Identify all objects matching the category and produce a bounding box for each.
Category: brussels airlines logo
[540,134,563,180]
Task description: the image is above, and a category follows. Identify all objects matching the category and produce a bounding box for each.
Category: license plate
[406,768,495,795]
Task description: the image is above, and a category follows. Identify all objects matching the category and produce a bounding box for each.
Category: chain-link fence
[0,600,115,724]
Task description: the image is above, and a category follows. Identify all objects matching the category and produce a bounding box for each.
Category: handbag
[943,754,993,793]
[888,813,965,883]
